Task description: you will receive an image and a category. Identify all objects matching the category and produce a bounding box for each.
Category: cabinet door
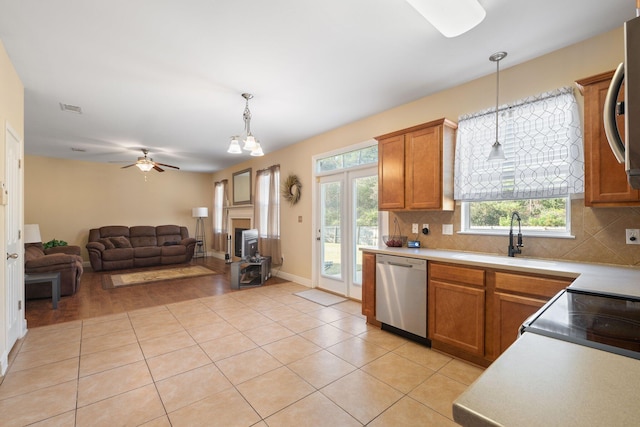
[429,280,485,356]
[493,292,546,354]
[405,126,442,209]
[581,72,640,206]
[378,135,405,210]
[361,252,380,326]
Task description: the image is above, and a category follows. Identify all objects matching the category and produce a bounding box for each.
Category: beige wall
[22,27,639,286]
[0,40,25,368]
[24,156,214,261]
[211,26,640,282]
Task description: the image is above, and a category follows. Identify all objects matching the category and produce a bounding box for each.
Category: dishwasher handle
[387,261,414,268]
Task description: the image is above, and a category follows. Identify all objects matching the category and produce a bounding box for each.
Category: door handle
[6,253,18,260]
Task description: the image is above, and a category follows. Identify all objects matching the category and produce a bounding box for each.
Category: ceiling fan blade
[153,165,165,172]
[154,162,180,170]
[121,163,136,169]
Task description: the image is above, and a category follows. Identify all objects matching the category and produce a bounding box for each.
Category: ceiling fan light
[250,141,264,157]
[406,0,486,38]
[136,162,154,172]
[227,136,242,154]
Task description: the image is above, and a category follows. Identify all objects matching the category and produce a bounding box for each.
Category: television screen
[241,229,259,260]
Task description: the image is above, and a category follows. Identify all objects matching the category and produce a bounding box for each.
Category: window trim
[459,198,575,239]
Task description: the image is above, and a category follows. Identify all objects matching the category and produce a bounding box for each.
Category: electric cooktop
[521,288,640,360]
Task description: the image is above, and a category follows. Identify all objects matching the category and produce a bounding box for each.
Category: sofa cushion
[98,226,130,238]
[102,247,134,261]
[156,225,184,245]
[129,226,158,248]
[160,245,187,257]
[110,236,132,248]
[98,238,115,249]
[134,246,162,258]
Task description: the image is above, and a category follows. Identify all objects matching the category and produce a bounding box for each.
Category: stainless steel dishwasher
[375,254,427,341]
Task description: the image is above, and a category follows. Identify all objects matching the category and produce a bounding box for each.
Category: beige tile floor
[1,282,483,426]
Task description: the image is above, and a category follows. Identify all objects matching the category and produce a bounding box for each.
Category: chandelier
[227,93,264,156]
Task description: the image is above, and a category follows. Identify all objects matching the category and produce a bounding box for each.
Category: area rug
[102,265,217,289]
[294,289,347,306]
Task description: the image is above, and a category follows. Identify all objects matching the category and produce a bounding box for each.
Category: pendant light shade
[405,0,486,38]
[227,136,242,154]
[487,51,507,162]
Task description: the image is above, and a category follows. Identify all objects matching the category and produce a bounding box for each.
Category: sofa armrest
[25,253,77,269]
[181,237,197,246]
[45,245,81,256]
[86,241,106,252]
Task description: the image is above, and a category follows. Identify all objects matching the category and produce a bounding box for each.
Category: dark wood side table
[25,272,61,309]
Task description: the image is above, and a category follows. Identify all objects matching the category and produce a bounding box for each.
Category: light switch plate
[412,223,419,233]
[442,224,453,235]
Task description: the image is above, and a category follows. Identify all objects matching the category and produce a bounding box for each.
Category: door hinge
[18,229,21,239]
[18,301,22,310]
[18,159,22,168]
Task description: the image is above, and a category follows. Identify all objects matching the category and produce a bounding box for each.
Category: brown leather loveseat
[25,244,84,297]
[86,225,197,271]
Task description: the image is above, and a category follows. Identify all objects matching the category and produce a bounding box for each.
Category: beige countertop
[452,333,640,427]
[362,246,640,297]
[363,246,640,426]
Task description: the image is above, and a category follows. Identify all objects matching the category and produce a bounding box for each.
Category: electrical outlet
[626,229,640,245]
[422,224,429,235]
[412,223,419,233]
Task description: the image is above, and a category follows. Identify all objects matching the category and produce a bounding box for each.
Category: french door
[316,166,378,300]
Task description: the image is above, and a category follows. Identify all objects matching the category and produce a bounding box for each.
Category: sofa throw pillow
[98,238,116,249]
[110,236,132,248]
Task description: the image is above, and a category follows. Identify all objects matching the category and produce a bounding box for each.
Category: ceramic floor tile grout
[4,282,482,426]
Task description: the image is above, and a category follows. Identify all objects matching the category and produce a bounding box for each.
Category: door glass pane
[352,175,378,285]
[321,181,342,280]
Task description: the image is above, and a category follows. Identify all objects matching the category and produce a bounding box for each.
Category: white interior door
[5,124,24,359]
[316,166,378,299]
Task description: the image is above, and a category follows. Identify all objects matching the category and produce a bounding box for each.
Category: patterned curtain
[454,87,584,201]
[212,179,228,252]
[255,165,282,264]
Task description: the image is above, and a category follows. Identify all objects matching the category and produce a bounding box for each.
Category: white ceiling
[0,0,636,172]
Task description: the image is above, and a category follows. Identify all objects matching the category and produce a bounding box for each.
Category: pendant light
[227,93,264,156]
[487,51,507,161]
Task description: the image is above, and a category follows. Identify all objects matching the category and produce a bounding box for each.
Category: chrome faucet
[508,211,523,257]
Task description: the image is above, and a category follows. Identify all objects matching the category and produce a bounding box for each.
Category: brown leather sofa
[25,244,84,297]
[86,225,197,271]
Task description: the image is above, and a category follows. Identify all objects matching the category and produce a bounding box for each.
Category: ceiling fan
[121,149,180,172]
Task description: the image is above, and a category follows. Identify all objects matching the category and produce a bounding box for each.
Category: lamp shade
[24,224,42,244]
[192,207,209,218]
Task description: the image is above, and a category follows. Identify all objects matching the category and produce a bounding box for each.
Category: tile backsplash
[390,200,640,267]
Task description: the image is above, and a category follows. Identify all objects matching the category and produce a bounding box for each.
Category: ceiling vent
[59,103,82,114]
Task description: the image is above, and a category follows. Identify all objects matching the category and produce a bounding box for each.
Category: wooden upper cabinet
[377,135,405,210]
[576,71,640,206]
[376,118,456,211]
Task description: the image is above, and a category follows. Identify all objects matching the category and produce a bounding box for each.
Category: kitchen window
[455,87,583,236]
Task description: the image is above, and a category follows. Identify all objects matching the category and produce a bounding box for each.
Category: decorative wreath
[282,174,302,205]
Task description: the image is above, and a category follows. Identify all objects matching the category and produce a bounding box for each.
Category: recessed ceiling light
[59,103,83,114]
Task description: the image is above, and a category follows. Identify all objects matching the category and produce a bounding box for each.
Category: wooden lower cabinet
[428,262,486,363]
[428,262,573,366]
[361,252,380,326]
[429,280,485,356]
[492,292,547,355]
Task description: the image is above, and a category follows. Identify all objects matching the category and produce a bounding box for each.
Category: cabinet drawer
[430,262,485,287]
[494,271,571,299]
